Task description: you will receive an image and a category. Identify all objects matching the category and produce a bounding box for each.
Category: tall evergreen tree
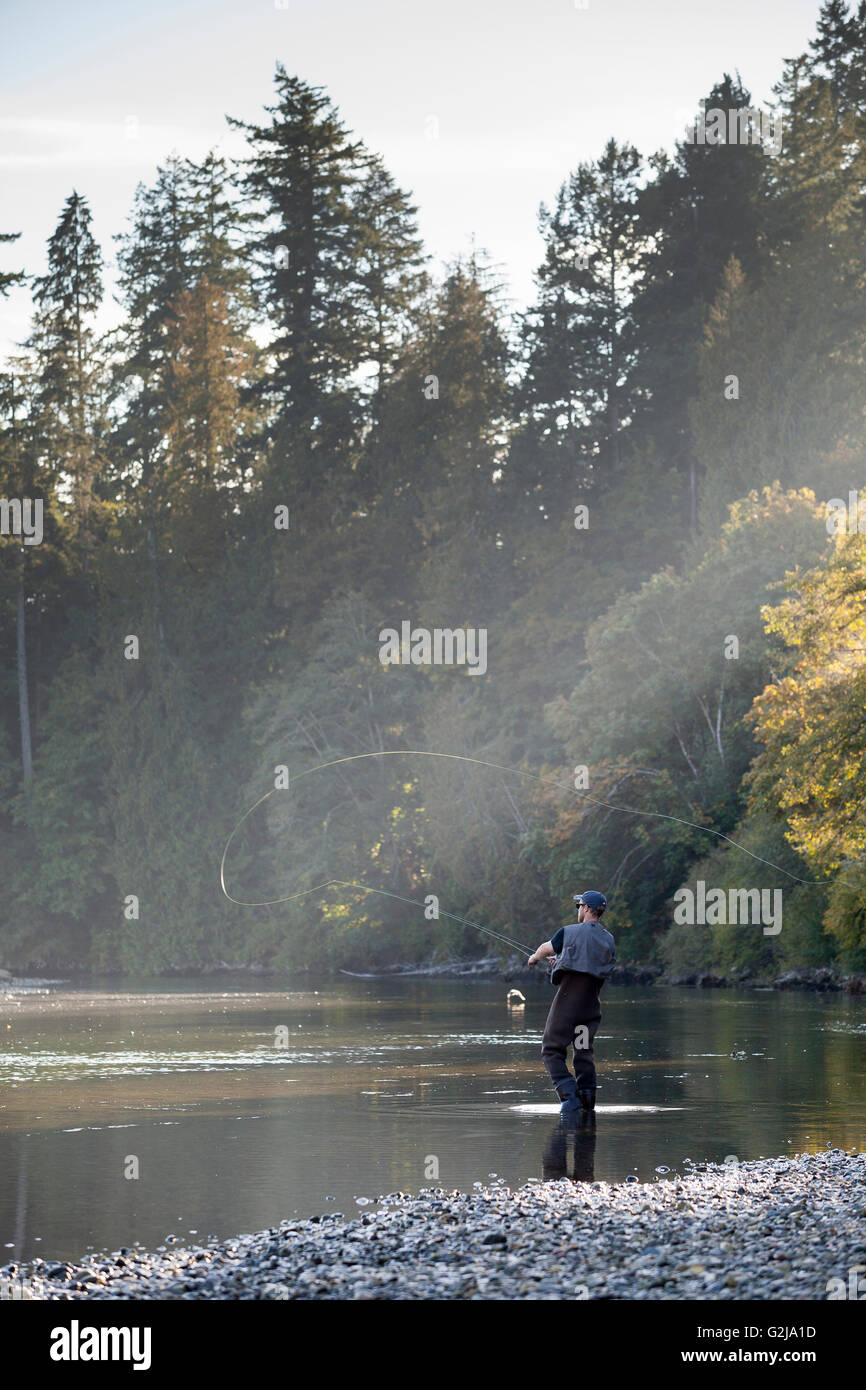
[29,191,106,530]
[228,67,426,495]
[629,74,769,532]
[769,5,866,266]
[350,152,427,408]
[161,154,259,568]
[512,138,645,516]
[114,156,197,481]
[227,68,368,469]
[363,255,510,609]
[808,0,864,114]
[114,155,259,646]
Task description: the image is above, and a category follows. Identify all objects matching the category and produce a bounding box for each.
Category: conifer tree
[114,155,258,642]
[162,154,259,564]
[630,74,769,530]
[114,156,197,484]
[228,69,368,463]
[366,255,510,609]
[228,67,426,493]
[29,192,106,530]
[808,0,864,115]
[350,153,427,407]
[0,230,25,297]
[513,138,644,515]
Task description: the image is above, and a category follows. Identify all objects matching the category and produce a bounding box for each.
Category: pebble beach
[5,1147,865,1301]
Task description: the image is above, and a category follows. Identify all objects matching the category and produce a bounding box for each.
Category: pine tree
[29,191,106,529]
[114,154,259,647]
[350,153,427,408]
[513,138,645,516]
[114,156,197,482]
[229,67,427,497]
[228,69,368,466]
[161,154,259,568]
[0,230,25,297]
[629,74,769,531]
[808,0,863,114]
[769,6,866,271]
[363,255,510,608]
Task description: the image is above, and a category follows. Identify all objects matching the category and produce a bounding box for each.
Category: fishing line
[314,880,533,957]
[219,750,833,956]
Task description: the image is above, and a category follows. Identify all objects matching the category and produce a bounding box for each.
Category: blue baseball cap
[574,890,607,912]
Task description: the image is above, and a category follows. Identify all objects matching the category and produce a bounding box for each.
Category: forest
[2,1,866,979]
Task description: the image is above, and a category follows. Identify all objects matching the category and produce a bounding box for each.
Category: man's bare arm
[527,940,555,968]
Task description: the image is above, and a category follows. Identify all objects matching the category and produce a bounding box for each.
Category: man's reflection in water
[542,1116,596,1183]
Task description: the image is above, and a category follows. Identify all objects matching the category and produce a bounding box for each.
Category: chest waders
[542,969,604,1116]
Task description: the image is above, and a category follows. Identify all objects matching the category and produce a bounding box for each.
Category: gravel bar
[5,1149,865,1301]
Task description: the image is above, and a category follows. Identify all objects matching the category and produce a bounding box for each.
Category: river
[1,977,864,1263]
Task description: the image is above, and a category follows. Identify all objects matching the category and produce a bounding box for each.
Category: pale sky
[0,0,822,355]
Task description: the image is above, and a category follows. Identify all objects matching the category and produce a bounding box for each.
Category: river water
[1,977,864,1263]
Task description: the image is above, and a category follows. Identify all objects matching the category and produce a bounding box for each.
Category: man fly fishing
[528,891,615,1119]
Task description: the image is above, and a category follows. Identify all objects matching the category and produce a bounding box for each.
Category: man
[528,891,615,1118]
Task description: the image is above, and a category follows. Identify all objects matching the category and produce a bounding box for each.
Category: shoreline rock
[663,965,866,994]
[5,1149,863,1302]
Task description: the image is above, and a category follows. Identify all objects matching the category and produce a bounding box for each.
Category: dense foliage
[3,11,866,976]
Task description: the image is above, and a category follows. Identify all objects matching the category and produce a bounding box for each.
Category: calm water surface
[1,977,864,1262]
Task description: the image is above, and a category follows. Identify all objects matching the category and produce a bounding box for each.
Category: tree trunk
[17,579,33,781]
[146,518,166,665]
[609,240,621,471]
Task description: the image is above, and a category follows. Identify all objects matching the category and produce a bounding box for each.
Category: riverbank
[5,1149,864,1301]
[4,960,865,995]
[341,957,866,995]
